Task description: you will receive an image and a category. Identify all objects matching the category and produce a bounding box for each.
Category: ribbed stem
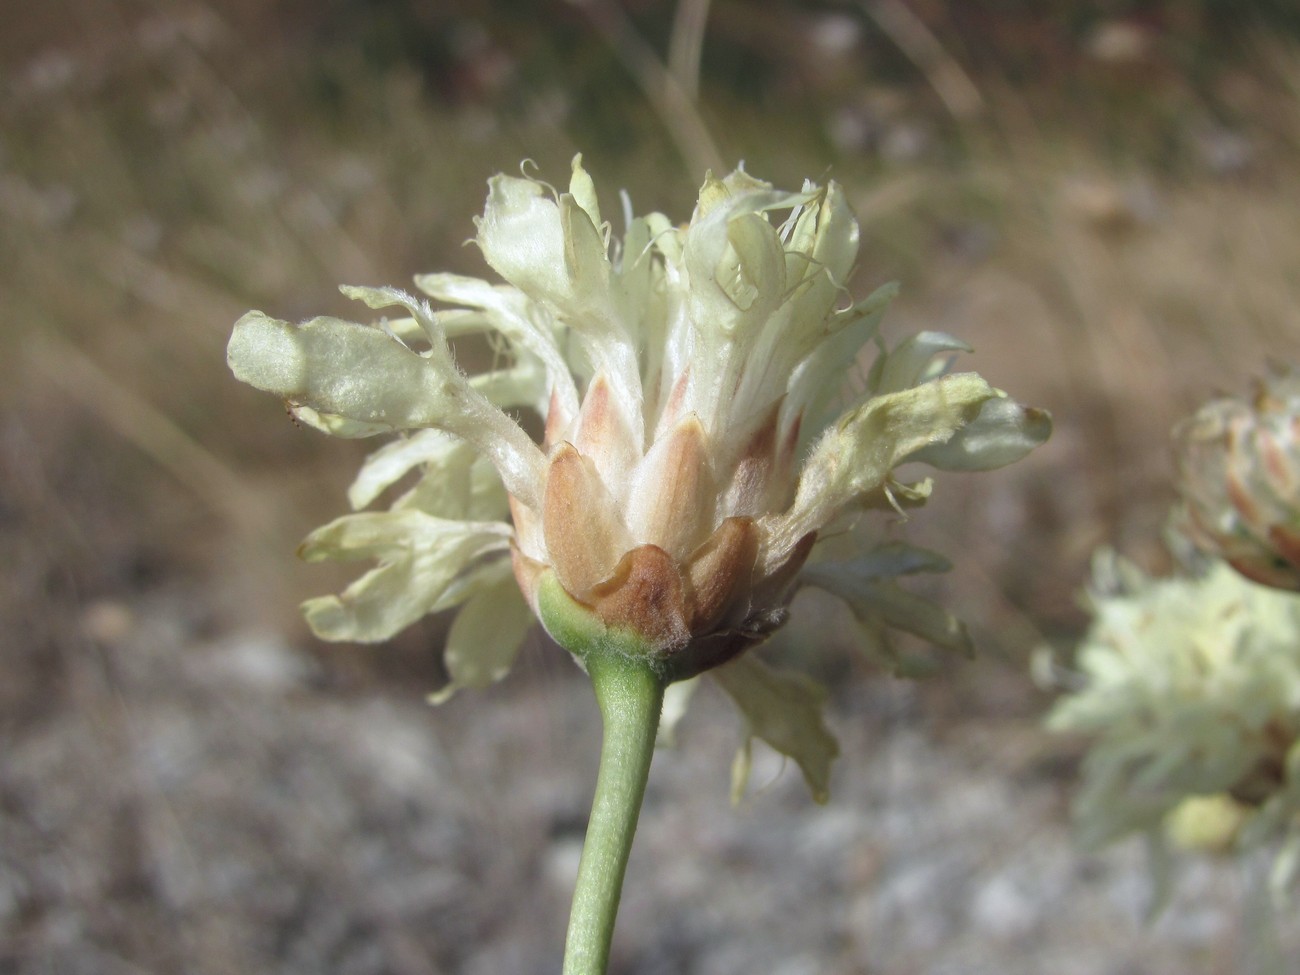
[562,652,664,975]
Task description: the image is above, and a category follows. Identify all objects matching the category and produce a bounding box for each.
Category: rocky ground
[2,581,1296,975]
[5,7,1300,970]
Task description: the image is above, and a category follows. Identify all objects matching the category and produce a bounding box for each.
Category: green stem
[562,651,665,975]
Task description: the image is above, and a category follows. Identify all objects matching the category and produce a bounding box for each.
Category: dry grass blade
[859,0,984,121]
[574,0,725,176]
[668,0,713,102]
[25,333,269,531]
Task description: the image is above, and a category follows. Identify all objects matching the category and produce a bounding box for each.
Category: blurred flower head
[1046,553,1300,895]
[1173,367,1300,591]
[228,156,1049,799]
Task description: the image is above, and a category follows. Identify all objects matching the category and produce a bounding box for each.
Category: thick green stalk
[562,651,664,975]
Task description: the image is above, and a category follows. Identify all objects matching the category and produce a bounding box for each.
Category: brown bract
[515,429,818,679]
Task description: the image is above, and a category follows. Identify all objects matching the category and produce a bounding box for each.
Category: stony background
[4,581,1297,974]
[6,2,1300,972]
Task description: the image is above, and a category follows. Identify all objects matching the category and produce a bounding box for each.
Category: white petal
[657,677,699,747]
[229,311,454,432]
[561,195,645,433]
[807,572,973,656]
[299,511,512,642]
[397,459,506,523]
[872,331,973,394]
[415,271,579,421]
[289,405,396,439]
[469,357,547,412]
[712,654,840,804]
[299,508,510,562]
[399,442,516,521]
[431,564,534,703]
[803,542,952,582]
[907,395,1052,471]
[718,211,787,314]
[476,173,643,439]
[683,187,799,336]
[347,429,468,510]
[230,307,546,502]
[763,373,997,568]
[782,182,859,337]
[785,281,898,447]
[339,284,444,345]
[475,175,572,306]
[232,302,547,504]
[343,284,544,416]
[568,153,603,231]
[808,183,859,292]
[617,216,669,408]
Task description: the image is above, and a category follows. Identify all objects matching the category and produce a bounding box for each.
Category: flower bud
[1173,368,1300,590]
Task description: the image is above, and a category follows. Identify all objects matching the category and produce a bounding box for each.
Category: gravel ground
[2,587,1296,975]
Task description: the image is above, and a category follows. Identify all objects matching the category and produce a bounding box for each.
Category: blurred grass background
[4,1,1300,972]
[8,0,1300,682]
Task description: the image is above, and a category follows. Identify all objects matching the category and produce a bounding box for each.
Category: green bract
[228,156,1050,799]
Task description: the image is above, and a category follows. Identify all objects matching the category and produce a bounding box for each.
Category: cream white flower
[1046,552,1300,896]
[229,156,1049,799]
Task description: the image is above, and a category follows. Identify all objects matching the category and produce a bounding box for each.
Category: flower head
[228,157,1048,799]
[1046,552,1300,896]
[1173,367,1300,590]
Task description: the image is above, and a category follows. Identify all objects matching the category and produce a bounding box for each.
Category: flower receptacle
[536,569,670,679]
